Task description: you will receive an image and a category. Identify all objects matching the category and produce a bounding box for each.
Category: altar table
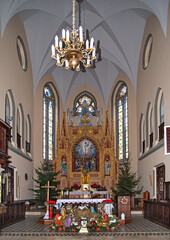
[55,198,106,209]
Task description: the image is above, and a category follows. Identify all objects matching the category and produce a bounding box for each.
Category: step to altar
[26,210,46,216]
[38,217,54,225]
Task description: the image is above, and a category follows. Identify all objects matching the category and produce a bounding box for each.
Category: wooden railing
[1,201,25,228]
[144,200,170,229]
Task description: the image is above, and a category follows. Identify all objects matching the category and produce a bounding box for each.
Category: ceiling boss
[51,0,96,71]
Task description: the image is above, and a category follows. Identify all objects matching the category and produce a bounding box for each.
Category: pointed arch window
[17,104,24,149]
[5,90,15,143]
[155,89,164,141]
[73,91,97,116]
[5,94,10,125]
[139,114,144,153]
[26,114,31,153]
[116,84,128,162]
[43,85,55,161]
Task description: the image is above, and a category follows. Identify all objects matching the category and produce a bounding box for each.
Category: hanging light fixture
[51,0,96,71]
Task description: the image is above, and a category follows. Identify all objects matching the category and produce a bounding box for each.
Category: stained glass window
[116,84,128,163]
[43,85,55,161]
[73,91,97,116]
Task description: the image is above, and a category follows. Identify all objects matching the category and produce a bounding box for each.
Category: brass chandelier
[51,0,96,71]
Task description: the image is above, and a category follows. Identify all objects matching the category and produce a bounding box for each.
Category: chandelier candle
[51,0,96,70]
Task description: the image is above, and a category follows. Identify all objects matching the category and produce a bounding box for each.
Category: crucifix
[42,181,55,211]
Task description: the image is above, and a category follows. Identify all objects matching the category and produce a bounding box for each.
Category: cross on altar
[42,181,55,210]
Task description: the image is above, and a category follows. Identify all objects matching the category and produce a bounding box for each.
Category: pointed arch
[139,114,144,153]
[155,88,164,141]
[26,114,31,153]
[146,102,153,148]
[43,82,59,161]
[73,91,97,116]
[17,103,24,149]
[115,82,128,163]
[5,89,15,142]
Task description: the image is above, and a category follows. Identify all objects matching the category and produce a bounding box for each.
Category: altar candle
[121,213,125,220]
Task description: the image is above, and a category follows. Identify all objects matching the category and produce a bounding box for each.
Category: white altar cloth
[55,198,106,209]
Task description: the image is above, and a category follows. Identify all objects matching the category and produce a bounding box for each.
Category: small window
[143,34,153,70]
[16,36,28,71]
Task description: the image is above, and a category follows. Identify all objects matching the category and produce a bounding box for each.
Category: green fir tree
[112,158,143,207]
[30,161,60,206]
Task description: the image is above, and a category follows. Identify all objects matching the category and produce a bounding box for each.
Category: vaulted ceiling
[0,0,169,107]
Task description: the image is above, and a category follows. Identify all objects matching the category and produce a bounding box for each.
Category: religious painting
[61,156,67,176]
[104,155,111,176]
[73,139,98,172]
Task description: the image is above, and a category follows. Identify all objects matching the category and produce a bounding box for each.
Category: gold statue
[81,168,89,184]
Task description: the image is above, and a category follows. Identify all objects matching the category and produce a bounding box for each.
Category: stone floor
[1,214,170,240]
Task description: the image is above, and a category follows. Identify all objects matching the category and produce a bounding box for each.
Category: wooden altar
[53,111,119,196]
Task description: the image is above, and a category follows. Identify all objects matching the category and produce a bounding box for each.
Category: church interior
[1,0,170,238]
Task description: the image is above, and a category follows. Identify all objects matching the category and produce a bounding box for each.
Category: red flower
[63,227,65,231]
[72,228,76,231]
[72,183,80,190]
[59,227,62,231]
[96,227,100,231]
[46,200,56,206]
[106,226,109,231]
[91,183,100,188]
[102,199,113,203]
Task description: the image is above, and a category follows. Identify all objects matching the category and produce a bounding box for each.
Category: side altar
[53,110,119,197]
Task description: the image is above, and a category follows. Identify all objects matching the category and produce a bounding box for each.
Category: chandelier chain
[72,0,75,32]
[51,0,96,70]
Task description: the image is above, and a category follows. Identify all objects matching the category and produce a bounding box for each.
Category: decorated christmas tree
[30,161,60,206]
[112,158,143,207]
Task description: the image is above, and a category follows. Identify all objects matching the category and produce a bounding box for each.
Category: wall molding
[138,139,164,160]
[8,142,32,161]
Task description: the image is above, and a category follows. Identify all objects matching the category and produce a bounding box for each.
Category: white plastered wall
[0,15,34,200]
[137,4,170,199]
